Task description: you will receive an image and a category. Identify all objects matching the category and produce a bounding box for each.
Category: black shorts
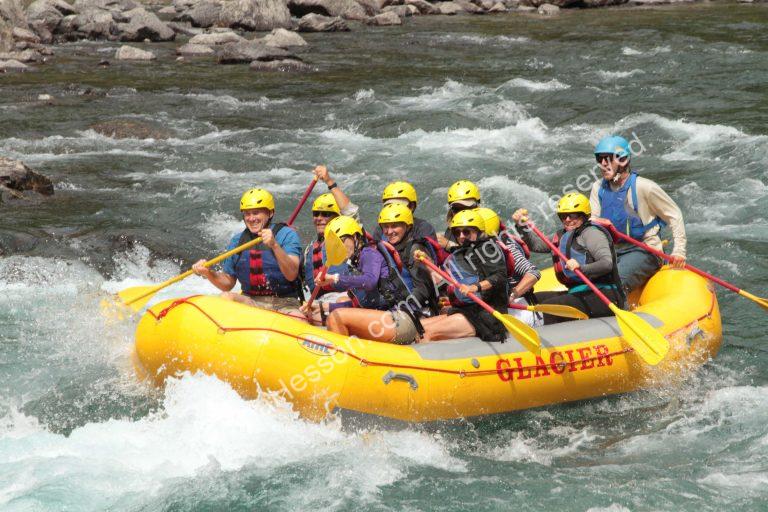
[446,304,506,342]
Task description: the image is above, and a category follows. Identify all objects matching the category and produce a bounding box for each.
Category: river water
[2,3,767,510]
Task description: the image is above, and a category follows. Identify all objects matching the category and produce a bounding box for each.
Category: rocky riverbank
[1,0,763,74]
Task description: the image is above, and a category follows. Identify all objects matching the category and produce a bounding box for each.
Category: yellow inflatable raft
[134,266,722,423]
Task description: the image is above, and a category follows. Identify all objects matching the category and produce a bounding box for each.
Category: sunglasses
[312,211,337,218]
[452,227,477,238]
[450,204,472,214]
[595,153,628,163]
[558,212,582,221]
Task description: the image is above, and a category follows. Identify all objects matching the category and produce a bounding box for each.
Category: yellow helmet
[311,193,340,215]
[447,180,480,204]
[556,192,591,216]
[240,188,274,211]
[382,181,418,204]
[325,215,363,240]
[476,207,501,236]
[449,208,486,232]
[377,202,414,226]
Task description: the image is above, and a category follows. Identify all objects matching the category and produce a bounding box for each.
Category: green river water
[1,3,767,510]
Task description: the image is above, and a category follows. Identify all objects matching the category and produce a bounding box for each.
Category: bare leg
[326,308,398,342]
[419,314,476,342]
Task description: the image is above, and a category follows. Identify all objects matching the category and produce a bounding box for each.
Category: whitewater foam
[500,78,571,91]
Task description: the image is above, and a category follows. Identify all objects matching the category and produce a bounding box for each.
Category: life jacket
[421,236,449,265]
[232,223,301,298]
[551,222,622,292]
[347,242,414,312]
[444,240,507,306]
[598,171,667,241]
[302,237,348,295]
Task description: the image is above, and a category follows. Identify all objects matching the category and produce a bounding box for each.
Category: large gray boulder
[288,0,367,20]
[260,27,307,47]
[188,30,243,44]
[72,0,138,12]
[0,49,44,61]
[118,7,175,41]
[218,0,292,31]
[354,0,381,15]
[114,44,155,59]
[63,8,116,39]
[537,2,559,13]
[172,0,220,27]
[26,0,75,42]
[0,57,28,71]
[176,42,214,55]
[297,12,349,31]
[215,39,292,63]
[0,157,53,200]
[434,1,463,14]
[404,0,440,14]
[0,0,29,30]
[366,10,400,24]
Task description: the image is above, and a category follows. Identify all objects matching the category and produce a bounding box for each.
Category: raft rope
[148,292,716,378]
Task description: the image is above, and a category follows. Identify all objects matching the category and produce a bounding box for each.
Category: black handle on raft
[382,371,418,390]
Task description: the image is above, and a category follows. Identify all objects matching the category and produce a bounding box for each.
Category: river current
[2,3,767,510]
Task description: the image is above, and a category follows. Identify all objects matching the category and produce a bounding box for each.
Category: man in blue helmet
[589,135,687,295]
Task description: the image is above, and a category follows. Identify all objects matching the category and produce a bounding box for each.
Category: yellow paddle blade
[609,304,669,366]
[99,296,130,321]
[493,311,541,355]
[324,230,348,267]
[117,285,161,312]
[529,304,588,320]
[739,290,768,312]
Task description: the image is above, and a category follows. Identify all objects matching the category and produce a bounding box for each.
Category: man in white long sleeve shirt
[589,135,687,294]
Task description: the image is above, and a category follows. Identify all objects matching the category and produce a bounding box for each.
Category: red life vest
[495,240,517,277]
[246,248,273,296]
[422,236,450,265]
[311,240,324,278]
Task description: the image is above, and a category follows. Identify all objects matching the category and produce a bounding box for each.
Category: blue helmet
[594,135,630,159]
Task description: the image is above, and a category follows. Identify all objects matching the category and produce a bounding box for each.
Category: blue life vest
[231,224,301,298]
[598,172,666,241]
[348,242,413,311]
[552,223,620,291]
[303,238,349,296]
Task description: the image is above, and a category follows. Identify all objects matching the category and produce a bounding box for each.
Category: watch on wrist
[327,182,338,190]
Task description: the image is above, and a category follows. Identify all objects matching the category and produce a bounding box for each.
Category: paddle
[114,177,320,312]
[303,230,348,313]
[598,221,768,312]
[414,252,540,354]
[526,221,668,365]
[508,301,588,320]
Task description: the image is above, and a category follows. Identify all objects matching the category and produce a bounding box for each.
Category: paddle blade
[324,230,348,267]
[531,304,588,320]
[493,311,541,355]
[610,304,669,366]
[739,290,768,312]
[117,285,159,312]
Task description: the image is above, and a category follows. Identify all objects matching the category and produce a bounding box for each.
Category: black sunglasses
[595,153,627,163]
[558,212,583,221]
[312,211,337,218]
[452,227,477,238]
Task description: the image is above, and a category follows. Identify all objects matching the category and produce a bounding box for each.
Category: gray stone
[118,7,175,41]
[218,0,292,31]
[167,20,202,35]
[67,8,117,39]
[90,119,171,139]
[260,27,307,47]
[0,57,27,70]
[288,0,367,20]
[114,44,155,59]
[455,0,482,12]
[0,157,53,199]
[537,2,559,13]
[173,0,220,27]
[12,26,41,42]
[157,5,177,14]
[366,9,400,23]
[26,0,76,41]
[0,49,43,61]
[215,40,291,63]
[72,0,139,12]
[382,4,411,16]
[297,12,349,31]
[355,0,381,15]
[249,57,313,71]
[434,1,463,14]
[0,0,29,30]
[404,0,439,14]
[581,0,627,5]
[176,41,214,55]
[188,30,243,44]
[488,1,506,11]
[521,0,575,6]
[0,18,12,51]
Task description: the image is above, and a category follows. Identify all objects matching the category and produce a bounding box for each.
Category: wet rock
[488,1,506,11]
[455,0,482,12]
[367,10,401,23]
[0,57,27,70]
[188,29,243,44]
[0,19,14,51]
[114,44,155,59]
[72,0,139,12]
[12,26,41,43]
[173,0,220,27]
[0,157,54,200]
[157,5,177,14]
[0,49,43,61]
[580,0,627,4]
[0,0,30,30]
[89,119,171,139]
[381,4,413,16]
[404,0,440,14]
[64,9,117,40]
[117,7,175,41]
[537,2,559,13]
[176,41,214,55]
[434,1,463,14]
[297,12,349,31]
[26,0,76,41]
[215,39,291,63]
[288,0,367,20]
[167,20,202,35]
[355,0,381,15]
[520,0,575,6]
[259,27,307,47]
[249,57,312,71]
[218,0,292,31]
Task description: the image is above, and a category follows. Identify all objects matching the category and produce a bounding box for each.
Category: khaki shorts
[391,310,419,345]
[245,295,299,313]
